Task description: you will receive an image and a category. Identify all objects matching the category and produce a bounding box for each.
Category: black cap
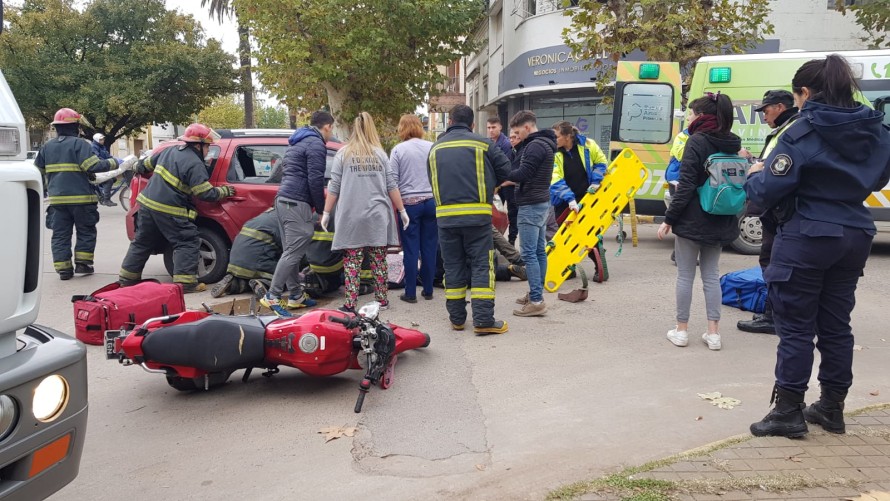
[754,90,794,112]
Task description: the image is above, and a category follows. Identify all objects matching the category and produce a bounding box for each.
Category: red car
[126,129,508,283]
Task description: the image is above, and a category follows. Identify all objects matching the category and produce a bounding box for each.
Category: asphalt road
[45,206,890,501]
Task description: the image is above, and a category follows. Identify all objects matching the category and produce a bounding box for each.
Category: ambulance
[684,49,890,254]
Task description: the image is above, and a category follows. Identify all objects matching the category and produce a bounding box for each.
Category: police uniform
[35,134,118,277]
[119,144,232,287]
[428,124,512,330]
[746,101,890,405]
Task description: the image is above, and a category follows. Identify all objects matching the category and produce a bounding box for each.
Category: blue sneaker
[286,293,317,309]
[260,293,292,317]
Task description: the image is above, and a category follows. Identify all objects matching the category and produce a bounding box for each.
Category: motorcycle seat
[142,315,266,372]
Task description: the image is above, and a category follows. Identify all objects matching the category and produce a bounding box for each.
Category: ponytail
[792,54,859,108]
[688,92,735,134]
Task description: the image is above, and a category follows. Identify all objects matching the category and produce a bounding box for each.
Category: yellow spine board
[545,148,649,292]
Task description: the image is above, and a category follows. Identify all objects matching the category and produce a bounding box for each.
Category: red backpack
[71,281,186,345]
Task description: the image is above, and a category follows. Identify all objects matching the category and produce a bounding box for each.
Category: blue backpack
[720,267,767,313]
[697,153,748,215]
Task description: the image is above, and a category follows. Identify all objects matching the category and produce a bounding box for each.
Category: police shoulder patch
[770,154,793,176]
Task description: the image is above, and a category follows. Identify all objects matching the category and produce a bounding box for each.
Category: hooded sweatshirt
[665,131,743,245]
[509,129,558,206]
[279,125,327,212]
[746,100,890,231]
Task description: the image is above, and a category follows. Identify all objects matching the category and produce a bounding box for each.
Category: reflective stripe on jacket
[550,134,608,206]
[227,209,282,280]
[35,135,118,205]
[136,146,226,219]
[428,125,512,228]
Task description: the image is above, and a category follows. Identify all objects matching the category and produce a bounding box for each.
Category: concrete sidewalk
[568,405,890,501]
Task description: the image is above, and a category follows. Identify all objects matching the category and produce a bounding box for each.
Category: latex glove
[399,209,410,230]
[320,211,330,232]
[657,222,672,240]
[218,185,237,198]
[586,183,600,194]
[568,200,580,213]
[114,157,125,166]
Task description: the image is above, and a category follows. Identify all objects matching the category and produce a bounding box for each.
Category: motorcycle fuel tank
[264,309,357,377]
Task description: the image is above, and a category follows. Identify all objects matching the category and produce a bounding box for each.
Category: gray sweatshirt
[328,147,400,250]
[389,138,434,200]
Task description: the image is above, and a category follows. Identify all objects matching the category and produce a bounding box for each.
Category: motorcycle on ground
[105,302,430,412]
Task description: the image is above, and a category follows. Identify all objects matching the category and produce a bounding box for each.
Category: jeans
[673,236,722,323]
[398,198,438,298]
[517,202,550,303]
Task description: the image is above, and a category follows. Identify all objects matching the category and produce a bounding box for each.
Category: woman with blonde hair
[389,114,436,303]
[321,112,409,313]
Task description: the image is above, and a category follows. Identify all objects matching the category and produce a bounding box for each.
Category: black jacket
[35,133,117,205]
[509,129,557,206]
[136,145,227,219]
[279,126,327,212]
[665,132,742,245]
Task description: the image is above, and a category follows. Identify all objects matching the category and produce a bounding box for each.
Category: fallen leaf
[411,322,420,327]
[787,456,803,462]
[318,426,358,443]
[695,416,703,421]
[870,390,880,397]
[845,490,890,501]
[853,345,863,351]
[698,392,742,410]
[475,464,486,471]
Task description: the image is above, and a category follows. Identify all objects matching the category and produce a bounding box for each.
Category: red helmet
[177,123,219,144]
[51,108,82,125]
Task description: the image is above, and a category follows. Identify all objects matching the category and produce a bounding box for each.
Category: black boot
[738,302,775,334]
[750,386,808,438]
[74,263,94,275]
[803,386,847,434]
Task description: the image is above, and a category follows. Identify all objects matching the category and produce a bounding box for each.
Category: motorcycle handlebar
[330,314,355,327]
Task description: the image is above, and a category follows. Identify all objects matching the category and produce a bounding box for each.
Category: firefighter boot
[803,386,847,434]
[181,283,207,294]
[750,386,808,438]
[737,301,776,334]
[75,263,94,275]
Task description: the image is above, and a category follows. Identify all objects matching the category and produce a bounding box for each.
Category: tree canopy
[836,0,890,49]
[562,0,774,92]
[235,0,484,132]
[197,94,290,129]
[0,0,238,141]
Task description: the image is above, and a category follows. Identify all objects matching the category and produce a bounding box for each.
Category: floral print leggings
[343,246,388,308]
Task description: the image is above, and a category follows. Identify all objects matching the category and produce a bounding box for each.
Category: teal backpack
[697,153,748,215]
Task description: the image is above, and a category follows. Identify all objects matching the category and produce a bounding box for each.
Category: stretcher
[545,148,648,292]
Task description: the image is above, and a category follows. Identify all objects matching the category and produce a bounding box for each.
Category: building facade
[468,0,869,151]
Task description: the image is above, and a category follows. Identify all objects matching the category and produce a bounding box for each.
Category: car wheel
[731,215,762,255]
[163,227,230,284]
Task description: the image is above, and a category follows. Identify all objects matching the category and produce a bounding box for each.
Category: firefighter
[35,108,120,280]
[210,208,282,298]
[428,104,512,335]
[118,123,236,293]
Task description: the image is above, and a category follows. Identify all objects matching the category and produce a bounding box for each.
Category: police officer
[35,108,120,280]
[211,208,282,298]
[737,90,799,335]
[429,104,512,334]
[119,123,236,293]
[747,55,890,438]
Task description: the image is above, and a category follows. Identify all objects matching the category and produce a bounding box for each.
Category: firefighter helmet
[177,123,219,144]
[51,108,82,125]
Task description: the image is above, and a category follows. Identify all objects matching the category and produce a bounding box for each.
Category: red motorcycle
[105,302,430,412]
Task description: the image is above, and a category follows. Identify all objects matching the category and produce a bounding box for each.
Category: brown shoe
[451,323,465,331]
[515,293,529,305]
[513,301,547,317]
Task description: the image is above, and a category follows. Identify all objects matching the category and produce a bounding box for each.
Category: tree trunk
[322,82,350,140]
[287,105,297,129]
[238,20,255,129]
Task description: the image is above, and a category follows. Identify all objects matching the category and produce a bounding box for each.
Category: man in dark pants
[35,108,119,280]
[430,105,512,334]
[91,133,117,206]
[487,117,517,245]
[119,123,235,293]
[737,90,798,335]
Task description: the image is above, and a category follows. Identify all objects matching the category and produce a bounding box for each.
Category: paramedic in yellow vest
[737,90,799,335]
[549,121,609,217]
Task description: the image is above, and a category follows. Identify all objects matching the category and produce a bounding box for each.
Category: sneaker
[702,332,722,351]
[338,305,356,314]
[666,327,688,347]
[210,274,235,298]
[516,293,529,305]
[474,320,508,335]
[286,293,317,309]
[261,293,292,317]
[422,292,433,300]
[513,301,547,317]
[181,283,207,294]
[378,300,389,311]
[451,323,465,331]
[508,264,527,281]
[59,270,73,281]
[74,263,94,275]
[248,279,268,298]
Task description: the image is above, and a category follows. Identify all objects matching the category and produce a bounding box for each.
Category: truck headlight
[0,127,22,156]
[298,333,319,354]
[0,395,17,441]
[33,375,69,422]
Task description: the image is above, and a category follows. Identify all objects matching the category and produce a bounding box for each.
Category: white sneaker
[667,327,688,347]
[702,332,722,351]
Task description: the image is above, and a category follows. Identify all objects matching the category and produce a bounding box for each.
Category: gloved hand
[320,211,331,232]
[399,209,410,230]
[218,185,237,198]
[586,183,601,194]
[114,157,125,166]
[568,200,580,213]
[120,154,138,171]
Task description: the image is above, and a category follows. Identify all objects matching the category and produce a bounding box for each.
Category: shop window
[616,83,673,144]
